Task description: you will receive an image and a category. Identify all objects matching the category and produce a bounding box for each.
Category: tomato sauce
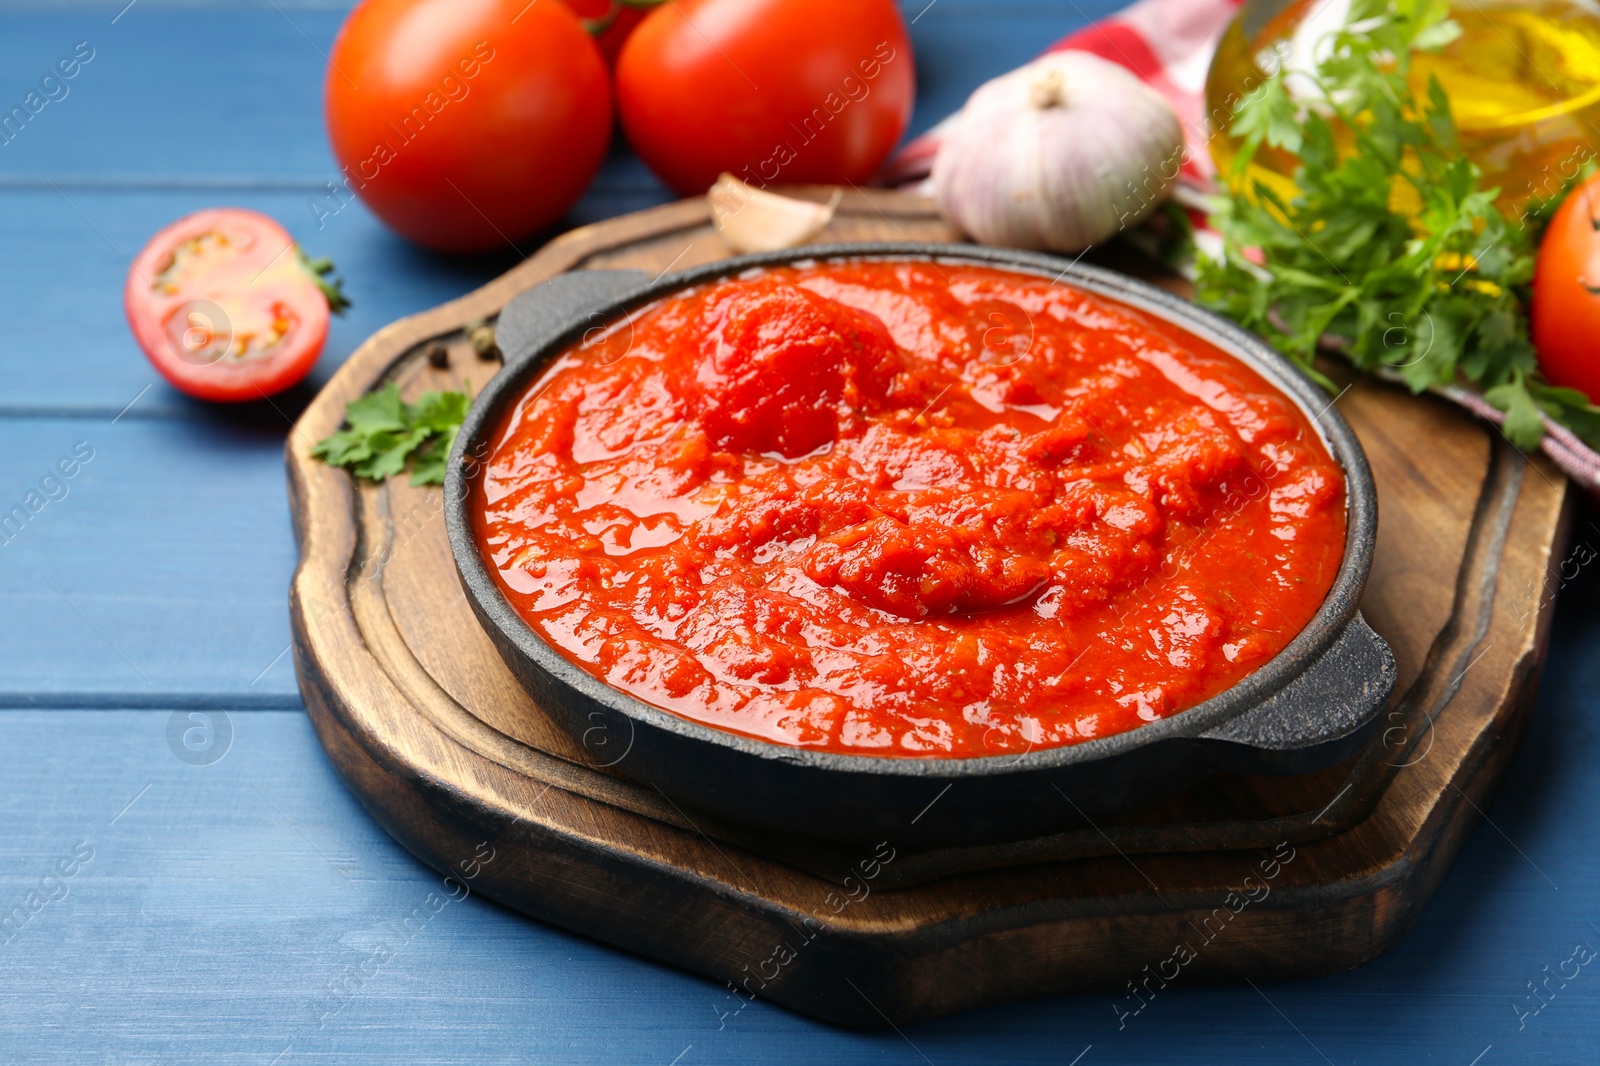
[472,261,1347,757]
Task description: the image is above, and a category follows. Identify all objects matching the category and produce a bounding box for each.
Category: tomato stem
[580,0,664,36]
[580,9,618,35]
[296,247,352,315]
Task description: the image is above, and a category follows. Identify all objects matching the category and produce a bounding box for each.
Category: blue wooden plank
[0,181,665,413]
[0,1,1101,178]
[0,6,359,181]
[906,1,1122,132]
[0,0,1120,414]
[0,187,554,417]
[0,0,1081,181]
[0,675,1596,1064]
[0,416,302,701]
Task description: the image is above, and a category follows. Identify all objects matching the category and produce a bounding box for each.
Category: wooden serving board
[286,188,1571,1027]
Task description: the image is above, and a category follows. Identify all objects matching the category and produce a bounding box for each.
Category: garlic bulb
[932,52,1185,253]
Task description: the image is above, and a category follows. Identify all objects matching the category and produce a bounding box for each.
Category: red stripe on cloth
[1044,22,1166,81]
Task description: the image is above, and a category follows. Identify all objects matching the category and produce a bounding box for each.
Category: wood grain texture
[286,189,1570,1027]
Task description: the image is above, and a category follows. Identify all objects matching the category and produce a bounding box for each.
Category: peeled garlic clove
[932,51,1186,254]
[708,174,841,253]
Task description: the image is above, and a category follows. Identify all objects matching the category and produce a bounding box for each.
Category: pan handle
[493,269,654,372]
[1198,612,1397,775]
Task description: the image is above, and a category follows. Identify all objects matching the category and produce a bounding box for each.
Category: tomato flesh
[124,208,330,403]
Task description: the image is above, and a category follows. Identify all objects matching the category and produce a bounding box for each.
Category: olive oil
[1206,0,1600,212]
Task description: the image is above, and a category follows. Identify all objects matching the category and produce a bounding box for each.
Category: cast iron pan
[444,244,1395,847]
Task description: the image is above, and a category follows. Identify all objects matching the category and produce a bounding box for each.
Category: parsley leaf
[1196,0,1600,450]
[1485,377,1545,448]
[312,382,471,486]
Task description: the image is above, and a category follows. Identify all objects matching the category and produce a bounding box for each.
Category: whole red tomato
[325,0,611,253]
[1533,172,1600,402]
[560,0,659,65]
[615,0,915,196]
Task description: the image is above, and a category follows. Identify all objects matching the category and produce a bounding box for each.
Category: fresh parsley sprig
[312,382,469,486]
[1195,0,1600,449]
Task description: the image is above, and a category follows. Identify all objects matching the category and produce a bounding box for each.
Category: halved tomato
[124,208,347,402]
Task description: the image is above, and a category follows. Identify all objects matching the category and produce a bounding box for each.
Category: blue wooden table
[3,2,1598,1062]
